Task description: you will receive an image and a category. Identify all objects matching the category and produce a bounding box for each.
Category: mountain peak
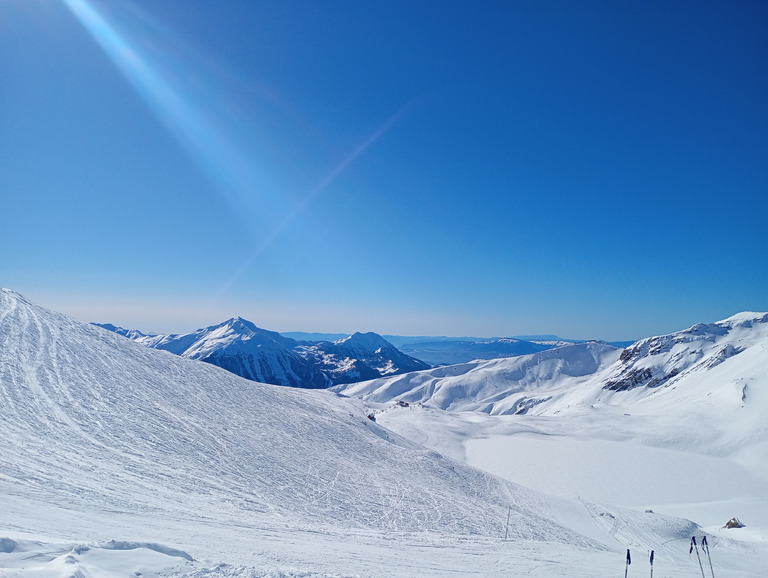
[335,331,391,351]
[221,316,260,334]
[717,311,768,328]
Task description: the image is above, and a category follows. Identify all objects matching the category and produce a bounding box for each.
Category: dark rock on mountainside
[95,320,428,388]
[294,332,431,385]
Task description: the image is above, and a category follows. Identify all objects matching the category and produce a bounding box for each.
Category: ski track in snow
[2,290,767,576]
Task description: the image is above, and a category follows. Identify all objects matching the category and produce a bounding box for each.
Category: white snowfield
[1,289,766,576]
[337,311,768,575]
[336,341,624,415]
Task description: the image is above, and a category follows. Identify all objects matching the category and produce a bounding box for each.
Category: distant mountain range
[284,332,636,366]
[98,321,638,386]
[3,288,765,576]
[335,312,768,426]
[96,318,430,388]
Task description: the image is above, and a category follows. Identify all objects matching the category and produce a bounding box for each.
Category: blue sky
[1,0,766,340]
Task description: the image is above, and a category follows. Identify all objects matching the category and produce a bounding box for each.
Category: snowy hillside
[336,341,623,414]
[0,288,675,577]
[97,319,427,388]
[3,290,766,576]
[335,313,768,576]
[337,312,768,433]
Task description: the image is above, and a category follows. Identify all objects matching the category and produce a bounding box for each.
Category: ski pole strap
[650,550,654,565]
[626,549,631,565]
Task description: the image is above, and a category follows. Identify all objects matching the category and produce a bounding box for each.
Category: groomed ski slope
[1,289,765,576]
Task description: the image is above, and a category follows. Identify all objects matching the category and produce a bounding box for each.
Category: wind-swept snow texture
[0,288,659,576]
[1,289,578,536]
[4,290,765,576]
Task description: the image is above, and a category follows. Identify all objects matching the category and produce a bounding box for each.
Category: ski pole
[702,536,715,578]
[649,549,654,578]
[624,548,631,578]
[690,537,705,578]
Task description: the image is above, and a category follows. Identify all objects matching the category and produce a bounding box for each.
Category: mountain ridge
[95,318,429,388]
[3,288,763,576]
[335,311,768,435]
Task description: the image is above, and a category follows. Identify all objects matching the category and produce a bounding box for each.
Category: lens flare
[63,0,411,300]
[61,0,286,225]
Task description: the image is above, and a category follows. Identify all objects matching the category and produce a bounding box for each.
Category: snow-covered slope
[337,312,768,433]
[96,317,330,388]
[97,320,428,388]
[2,288,682,576]
[333,313,768,576]
[602,312,767,394]
[295,331,431,384]
[336,341,623,415]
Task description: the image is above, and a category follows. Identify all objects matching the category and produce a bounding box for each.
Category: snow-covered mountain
[295,331,431,384]
[601,312,767,393]
[337,341,623,414]
[4,288,744,576]
[337,313,768,417]
[335,312,768,461]
[333,312,768,577]
[96,318,428,388]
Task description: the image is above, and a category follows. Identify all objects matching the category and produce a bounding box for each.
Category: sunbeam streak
[61,0,284,224]
[214,102,415,301]
[62,0,416,303]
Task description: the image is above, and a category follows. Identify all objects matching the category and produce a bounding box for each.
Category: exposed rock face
[95,321,427,388]
[601,316,755,392]
[294,332,431,385]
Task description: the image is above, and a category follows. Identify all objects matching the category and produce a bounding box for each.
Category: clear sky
[1,0,766,341]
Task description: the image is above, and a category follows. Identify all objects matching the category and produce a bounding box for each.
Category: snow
[336,311,768,574]
[2,289,767,576]
[335,342,623,414]
[99,320,428,388]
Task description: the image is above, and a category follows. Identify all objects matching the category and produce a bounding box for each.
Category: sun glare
[60,0,409,301]
[61,0,285,227]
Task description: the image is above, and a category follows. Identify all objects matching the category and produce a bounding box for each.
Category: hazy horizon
[2,0,766,342]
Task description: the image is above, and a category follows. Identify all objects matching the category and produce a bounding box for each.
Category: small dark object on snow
[367,413,376,422]
[724,517,745,528]
[396,400,410,407]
